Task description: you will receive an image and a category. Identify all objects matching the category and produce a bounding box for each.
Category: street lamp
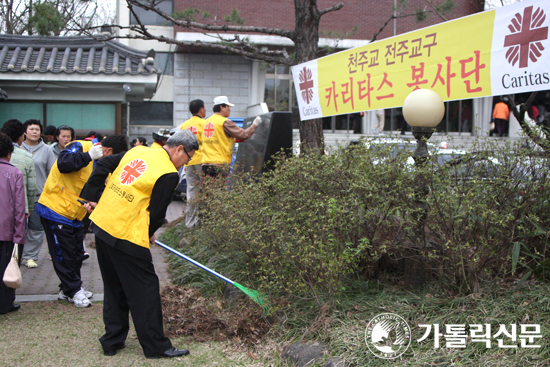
[402,89,445,288]
[403,89,445,163]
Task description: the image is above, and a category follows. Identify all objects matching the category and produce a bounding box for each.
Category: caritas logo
[120,159,147,185]
[503,5,548,68]
[187,125,198,136]
[299,67,314,104]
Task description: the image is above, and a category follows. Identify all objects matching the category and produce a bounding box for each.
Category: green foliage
[439,0,455,12]
[167,138,549,306]
[224,8,244,25]
[30,2,66,36]
[172,7,201,22]
[415,8,428,22]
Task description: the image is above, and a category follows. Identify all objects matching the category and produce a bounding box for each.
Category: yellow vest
[179,116,204,166]
[201,114,234,165]
[38,140,94,221]
[90,147,177,248]
[150,141,163,149]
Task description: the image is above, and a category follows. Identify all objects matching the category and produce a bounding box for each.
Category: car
[348,137,436,165]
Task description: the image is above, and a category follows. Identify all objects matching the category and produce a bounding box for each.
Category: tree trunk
[294,0,324,154]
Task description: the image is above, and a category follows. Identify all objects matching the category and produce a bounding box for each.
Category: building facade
[119,0,548,149]
[0,34,158,137]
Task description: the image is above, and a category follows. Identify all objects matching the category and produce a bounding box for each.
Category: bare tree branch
[371,12,419,42]
[126,0,295,39]
[424,0,448,21]
[508,92,550,152]
[89,24,294,65]
[319,2,344,16]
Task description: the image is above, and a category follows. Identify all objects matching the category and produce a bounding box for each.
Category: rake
[155,240,270,313]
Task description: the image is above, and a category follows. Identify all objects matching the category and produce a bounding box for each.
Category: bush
[171,138,550,302]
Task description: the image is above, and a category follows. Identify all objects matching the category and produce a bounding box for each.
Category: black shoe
[82,252,90,261]
[103,342,126,356]
[7,304,20,313]
[147,347,190,359]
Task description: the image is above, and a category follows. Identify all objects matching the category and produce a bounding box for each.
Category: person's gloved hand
[252,116,263,127]
[88,144,104,160]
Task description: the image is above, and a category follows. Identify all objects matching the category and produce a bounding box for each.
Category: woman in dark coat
[0,132,26,314]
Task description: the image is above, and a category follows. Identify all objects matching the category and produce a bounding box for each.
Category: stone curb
[16,294,105,302]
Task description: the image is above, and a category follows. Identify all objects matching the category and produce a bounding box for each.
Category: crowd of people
[0,95,262,359]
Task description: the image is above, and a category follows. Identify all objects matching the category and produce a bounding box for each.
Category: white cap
[213,96,235,107]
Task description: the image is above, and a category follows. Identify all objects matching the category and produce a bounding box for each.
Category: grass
[0,301,264,367]
[160,224,550,366]
[266,279,550,366]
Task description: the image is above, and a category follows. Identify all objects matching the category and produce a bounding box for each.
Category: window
[0,102,43,123]
[130,102,173,126]
[129,0,173,26]
[264,65,293,112]
[47,103,115,132]
[378,99,474,135]
[155,52,174,76]
[0,102,116,134]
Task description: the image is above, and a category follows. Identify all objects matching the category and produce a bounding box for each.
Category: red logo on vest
[299,67,314,104]
[120,159,147,185]
[204,122,215,139]
[504,6,548,68]
[187,125,198,136]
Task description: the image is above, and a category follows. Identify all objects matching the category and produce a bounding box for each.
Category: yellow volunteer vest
[201,114,234,165]
[38,140,94,221]
[90,147,177,249]
[179,116,204,166]
[150,141,163,149]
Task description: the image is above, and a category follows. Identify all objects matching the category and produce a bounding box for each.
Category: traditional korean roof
[0,34,158,75]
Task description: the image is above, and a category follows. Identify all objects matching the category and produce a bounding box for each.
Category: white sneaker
[69,289,91,308]
[58,288,93,301]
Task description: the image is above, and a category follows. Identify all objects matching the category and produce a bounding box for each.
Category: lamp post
[402,89,445,288]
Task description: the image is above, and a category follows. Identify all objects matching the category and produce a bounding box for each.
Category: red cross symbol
[299,67,314,104]
[187,125,198,136]
[204,122,215,139]
[120,159,147,185]
[504,6,548,68]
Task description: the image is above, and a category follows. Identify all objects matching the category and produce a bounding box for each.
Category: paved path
[16,200,186,303]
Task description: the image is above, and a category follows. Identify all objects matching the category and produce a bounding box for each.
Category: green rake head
[233,282,270,314]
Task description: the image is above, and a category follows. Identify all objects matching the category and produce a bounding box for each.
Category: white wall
[173,53,252,126]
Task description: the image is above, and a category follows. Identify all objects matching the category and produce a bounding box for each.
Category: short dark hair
[56,125,75,140]
[44,125,57,136]
[189,99,205,115]
[213,104,227,113]
[101,134,129,154]
[0,132,14,158]
[137,136,148,146]
[23,119,43,133]
[1,119,25,143]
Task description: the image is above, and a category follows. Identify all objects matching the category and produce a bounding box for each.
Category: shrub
[170,138,549,302]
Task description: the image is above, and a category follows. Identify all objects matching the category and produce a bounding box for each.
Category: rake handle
[154,240,234,286]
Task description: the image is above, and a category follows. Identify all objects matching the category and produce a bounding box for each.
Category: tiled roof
[0,34,158,75]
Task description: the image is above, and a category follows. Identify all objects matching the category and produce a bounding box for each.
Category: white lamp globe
[402,89,445,127]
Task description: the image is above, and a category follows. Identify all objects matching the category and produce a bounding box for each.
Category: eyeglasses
[184,149,192,162]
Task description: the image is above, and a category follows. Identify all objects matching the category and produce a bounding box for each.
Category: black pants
[495,118,507,137]
[0,241,23,314]
[95,237,172,358]
[41,217,84,298]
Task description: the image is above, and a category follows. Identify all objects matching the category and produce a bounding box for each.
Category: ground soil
[160,285,271,347]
